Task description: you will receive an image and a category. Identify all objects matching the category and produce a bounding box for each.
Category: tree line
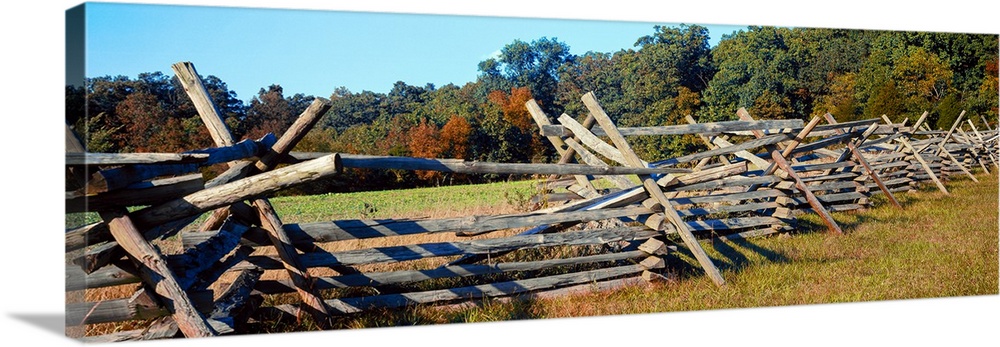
[67,25,998,192]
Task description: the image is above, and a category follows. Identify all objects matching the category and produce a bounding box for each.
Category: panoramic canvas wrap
[65,1,999,342]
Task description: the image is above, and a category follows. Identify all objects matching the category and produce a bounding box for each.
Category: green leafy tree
[477,37,573,116]
[933,93,964,130]
[324,87,384,131]
[814,72,860,121]
[556,51,621,117]
[972,58,999,123]
[866,81,907,121]
[703,26,800,121]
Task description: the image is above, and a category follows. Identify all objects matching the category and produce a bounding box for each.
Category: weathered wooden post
[823,113,903,209]
[582,91,726,287]
[173,61,337,328]
[736,109,844,234]
[65,124,218,337]
[526,99,599,197]
[934,110,966,156]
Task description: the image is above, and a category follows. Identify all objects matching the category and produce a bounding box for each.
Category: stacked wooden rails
[65,62,998,341]
[528,92,995,287]
[64,63,698,341]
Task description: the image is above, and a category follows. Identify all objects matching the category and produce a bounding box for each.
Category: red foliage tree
[407,119,444,181]
[115,91,168,152]
[487,87,547,160]
[439,114,472,159]
[487,87,535,131]
[244,85,295,140]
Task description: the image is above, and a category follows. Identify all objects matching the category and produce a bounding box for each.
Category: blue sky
[84,2,743,101]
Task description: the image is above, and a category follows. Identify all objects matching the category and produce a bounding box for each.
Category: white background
[1,1,997,346]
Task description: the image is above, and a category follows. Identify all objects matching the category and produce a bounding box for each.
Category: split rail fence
[65,62,999,341]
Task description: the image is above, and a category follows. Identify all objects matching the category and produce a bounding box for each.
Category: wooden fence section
[66,63,997,341]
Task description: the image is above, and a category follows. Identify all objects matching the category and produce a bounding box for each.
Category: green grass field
[66,179,543,228]
[267,179,541,223]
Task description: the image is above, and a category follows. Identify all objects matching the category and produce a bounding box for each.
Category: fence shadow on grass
[665,236,790,278]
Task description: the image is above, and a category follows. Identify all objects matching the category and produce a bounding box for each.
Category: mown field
[74,172,999,335]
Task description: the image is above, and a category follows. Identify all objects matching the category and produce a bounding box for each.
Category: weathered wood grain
[898,137,949,194]
[253,198,332,328]
[432,277,648,311]
[714,225,789,242]
[788,130,864,155]
[133,153,343,232]
[242,227,659,269]
[798,172,859,183]
[909,111,930,131]
[66,174,204,213]
[199,98,332,232]
[823,113,902,209]
[676,202,780,218]
[670,189,786,205]
[673,175,781,192]
[807,118,883,135]
[563,138,634,189]
[583,91,725,287]
[66,260,139,291]
[79,317,234,342]
[793,180,863,193]
[67,154,343,250]
[256,98,332,170]
[66,152,209,166]
[710,137,772,170]
[172,62,235,147]
[84,135,275,194]
[660,162,750,188]
[791,161,858,172]
[263,264,647,315]
[653,133,793,166]
[940,147,979,182]
[447,161,745,267]
[67,290,169,325]
[170,220,250,289]
[684,115,733,168]
[254,251,647,294]
[183,206,654,247]
[557,113,633,166]
[773,153,844,234]
[934,110,966,156]
[737,111,843,234]
[776,191,868,206]
[957,126,995,171]
[539,119,804,137]
[332,153,685,175]
[686,216,784,232]
[98,209,216,337]
[525,100,598,195]
[209,268,263,324]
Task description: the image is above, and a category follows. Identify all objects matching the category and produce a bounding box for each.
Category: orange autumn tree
[439,114,472,159]
[488,86,535,131]
[487,86,547,161]
[114,91,165,152]
[407,119,444,182]
[114,90,208,153]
